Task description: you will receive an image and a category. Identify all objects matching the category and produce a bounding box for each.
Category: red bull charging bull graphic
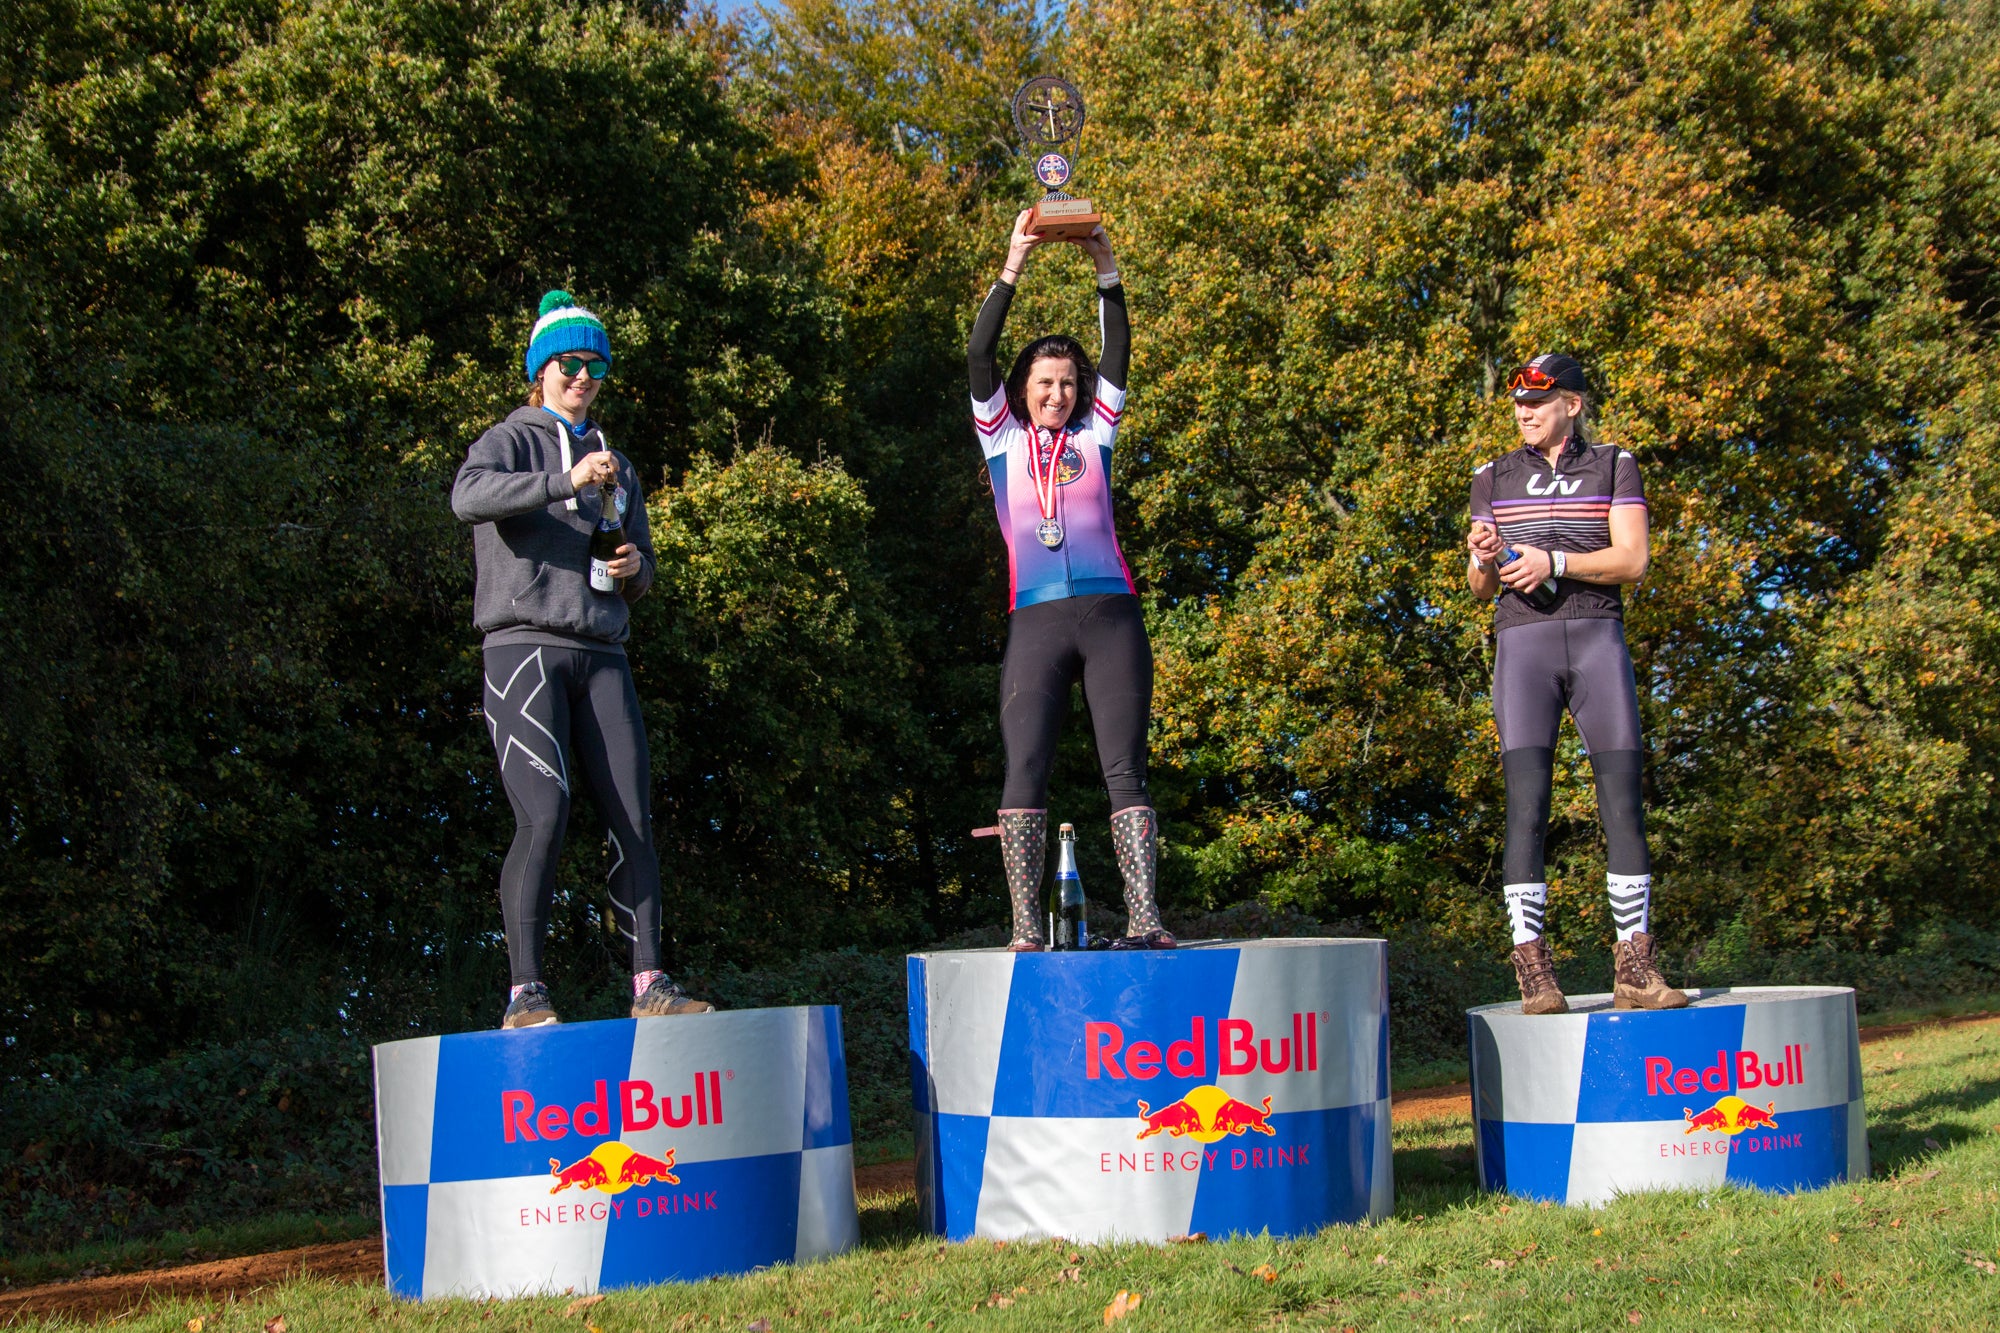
[372,1006,859,1299]
[1468,987,1867,1206]
[907,939,1392,1242]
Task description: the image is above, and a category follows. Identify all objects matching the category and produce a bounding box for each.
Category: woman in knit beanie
[450,290,713,1028]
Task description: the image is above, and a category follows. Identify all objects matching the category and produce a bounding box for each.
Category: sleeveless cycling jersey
[973,380,1136,610]
[1470,440,1647,632]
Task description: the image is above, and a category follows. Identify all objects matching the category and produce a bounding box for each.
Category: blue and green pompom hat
[524,289,613,381]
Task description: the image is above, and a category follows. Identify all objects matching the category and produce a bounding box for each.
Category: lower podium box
[1469,986,1868,1206]
[372,1007,859,1299]
[908,939,1393,1242]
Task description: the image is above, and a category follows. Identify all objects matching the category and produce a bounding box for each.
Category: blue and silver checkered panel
[1468,987,1867,1207]
[908,940,1393,1242]
[373,1006,858,1299]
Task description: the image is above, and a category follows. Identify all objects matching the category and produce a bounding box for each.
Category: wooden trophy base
[1028,196,1102,242]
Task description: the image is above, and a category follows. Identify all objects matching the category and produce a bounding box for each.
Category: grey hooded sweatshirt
[451,407,656,653]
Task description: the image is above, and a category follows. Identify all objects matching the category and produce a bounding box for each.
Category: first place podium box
[1470,986,1867,1206]
[908,939,1393,1243]
[373,1007,860,1300]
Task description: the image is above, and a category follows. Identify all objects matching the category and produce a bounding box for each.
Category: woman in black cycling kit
[967,212,1172,951]
[1466,354,1686,1014]
[452,290,713,1028]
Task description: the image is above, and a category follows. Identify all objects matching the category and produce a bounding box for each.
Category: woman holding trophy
[967,211,1172,952]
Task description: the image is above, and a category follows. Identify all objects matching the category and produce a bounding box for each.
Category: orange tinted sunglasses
[1508,367,1561,393]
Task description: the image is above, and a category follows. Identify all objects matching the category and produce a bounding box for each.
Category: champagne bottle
[1048,823,1087,952]
[589,483,627,594]
[1502,546,1560,611]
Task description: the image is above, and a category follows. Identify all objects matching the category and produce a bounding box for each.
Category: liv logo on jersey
[1525,473,1584,496]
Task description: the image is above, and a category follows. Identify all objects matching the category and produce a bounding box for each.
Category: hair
[1006,335,1096,429]
[526,378,545,408]
[1565,390,1596,446]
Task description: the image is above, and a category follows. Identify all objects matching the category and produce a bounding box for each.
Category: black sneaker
[632,977,716,1017]
[502,982,560,1029]
[1108,928,1178,951]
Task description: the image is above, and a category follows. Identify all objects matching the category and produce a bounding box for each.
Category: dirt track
[5,1011,1989,1324]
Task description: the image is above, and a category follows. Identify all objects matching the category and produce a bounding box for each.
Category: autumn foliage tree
[2,0,1998,1085]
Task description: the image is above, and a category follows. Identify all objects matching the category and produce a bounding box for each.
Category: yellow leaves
[1103,1289,1143,1324]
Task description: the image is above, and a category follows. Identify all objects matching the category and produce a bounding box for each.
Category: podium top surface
[370,1002,837,1055]
[1468,984,1853,1017]
[908,936,1385,961]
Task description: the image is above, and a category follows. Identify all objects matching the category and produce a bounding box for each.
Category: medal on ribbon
[1027,425,1076,549]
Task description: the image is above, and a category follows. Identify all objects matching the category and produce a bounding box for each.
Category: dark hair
[1006,336,1096,429]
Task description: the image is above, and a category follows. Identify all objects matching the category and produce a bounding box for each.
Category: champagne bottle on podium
[1047,823,1088,951]
[589,484,627,594]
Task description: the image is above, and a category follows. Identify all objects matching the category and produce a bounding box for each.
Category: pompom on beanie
[524,289,613,381]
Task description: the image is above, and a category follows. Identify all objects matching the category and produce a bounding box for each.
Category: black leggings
[483,643,662,985]
[999,594,1152,813]
[1491,618,1649,883]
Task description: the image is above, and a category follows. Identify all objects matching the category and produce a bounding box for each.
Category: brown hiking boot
[1612,931,1689,1010]
[1510,937,1569,1015]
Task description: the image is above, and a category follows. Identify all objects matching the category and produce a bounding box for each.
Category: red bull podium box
[1469,986,1867,1207]
[907,939,1393,1242]
[371,1007,859,1299]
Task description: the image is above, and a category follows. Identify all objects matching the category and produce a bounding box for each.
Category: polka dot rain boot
[997,809,1047,951]
[1108,806,1176,949]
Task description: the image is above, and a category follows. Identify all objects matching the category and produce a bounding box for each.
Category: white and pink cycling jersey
[972,378,1135,610]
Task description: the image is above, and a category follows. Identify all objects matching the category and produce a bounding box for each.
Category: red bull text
[501,1073,726,1141]
[1085,1014,1320,1079]
[1643,1045,1804,1097]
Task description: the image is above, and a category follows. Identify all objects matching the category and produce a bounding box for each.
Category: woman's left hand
[1076,224,1116,272]
[1497,544,1554,591]
[607,543,643,579]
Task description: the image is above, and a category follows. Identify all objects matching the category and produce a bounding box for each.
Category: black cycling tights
[1492,618,1649,883]
[483,644,662,986]
[999,593,1152,814]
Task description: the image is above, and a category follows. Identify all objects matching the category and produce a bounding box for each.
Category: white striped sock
[1608,873,1651,941]
[1503,882,1549,946]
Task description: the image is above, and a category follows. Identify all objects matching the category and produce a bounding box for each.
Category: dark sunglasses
[555,355,609,380]
[1508,367,1560,393]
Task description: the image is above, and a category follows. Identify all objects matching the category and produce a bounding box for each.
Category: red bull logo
[501,1072,725,1142]
[1680,1098,1777,1136]
[548,1144,680,1193]
[1105,1085,1305,1176]
[1134,1086,1276,1142]
[526,1142,714,1228]
[1643,1045,1805,1097]
[1664,1095,1801,1158]
[1085,1014,1321,1080]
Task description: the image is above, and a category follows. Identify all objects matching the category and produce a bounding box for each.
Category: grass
[16,1013,2000,1329]
[0,1215,380,1292]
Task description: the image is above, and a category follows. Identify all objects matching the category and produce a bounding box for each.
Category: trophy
[1012,76,1102,242]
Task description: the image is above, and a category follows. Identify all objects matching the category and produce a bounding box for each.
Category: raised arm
[1077,225,1127,391]
[970,210,1048,401]
[968,280,1016,403]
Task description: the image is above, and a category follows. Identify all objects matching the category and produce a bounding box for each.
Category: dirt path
[0,1240,382,1324]
[8,1010,1993,1324]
